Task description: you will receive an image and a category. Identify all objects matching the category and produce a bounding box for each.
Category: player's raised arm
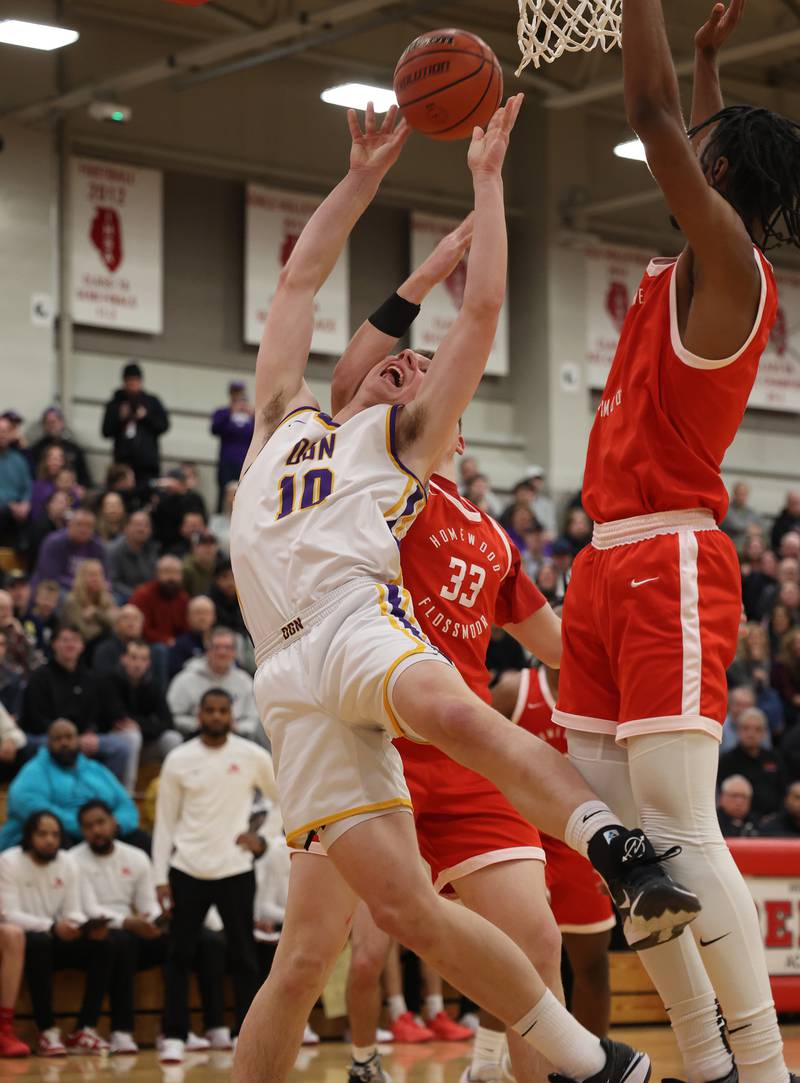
[690,0,744,135]
[397,95,523,479]
[250,105,410,445]
[330,215,473,415]
[622,0,760,359]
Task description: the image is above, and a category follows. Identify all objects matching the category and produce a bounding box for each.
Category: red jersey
[511,667,565,752]
[400,474,545,705]
[583,250,777,525]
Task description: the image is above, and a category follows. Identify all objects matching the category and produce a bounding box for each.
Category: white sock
[727,1005,788,1083]
[512,989,605,1081]
[388,995,407,1022]
[424,995,444,1018]
[352,1044,377,1063]
[471,1025,506,1074]
[564,801,621,859]
[665,993,733,1083]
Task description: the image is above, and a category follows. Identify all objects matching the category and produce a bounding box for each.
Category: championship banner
[585,244,651,391]
[245,184,349,354]
[410,212,509,377]
[71,157,163,334]
[749,267,800,413]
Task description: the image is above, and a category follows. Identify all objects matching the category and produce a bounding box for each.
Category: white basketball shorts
[252,577,450,850]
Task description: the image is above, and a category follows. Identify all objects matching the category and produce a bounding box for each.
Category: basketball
[393,29,503,141]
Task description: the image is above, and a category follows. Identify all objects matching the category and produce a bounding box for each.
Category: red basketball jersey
[511,666,565,752]
[400,474,545,705]
[582,250,777,525]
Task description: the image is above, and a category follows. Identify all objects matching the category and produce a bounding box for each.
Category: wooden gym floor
[3,1027,799,1083]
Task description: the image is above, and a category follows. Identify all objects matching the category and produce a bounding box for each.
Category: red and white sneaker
[0,1027,30,1058]
[37,1028,67,1057]
[389,1012,435,1044]
[65,1027,110,1055]
[426,1012,474,1042]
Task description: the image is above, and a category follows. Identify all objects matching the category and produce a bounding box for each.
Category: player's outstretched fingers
[347,108,363,142]
[365,99,376,132]
[502,93,525,133]
[380,104,399,133]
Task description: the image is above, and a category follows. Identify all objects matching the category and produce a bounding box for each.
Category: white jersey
[230,404,427,657]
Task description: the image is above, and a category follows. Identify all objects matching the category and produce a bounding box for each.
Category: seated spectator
[73,801,164,1055]
[209,558,247,638]
[502,503,538,553]
[93,604,145,675]
[170,510,207,561]
[759,557,800,617]
[103,639,182,792]
[0,590,36,678]
[457,454,479,492]
[27,489,70,567]
[167,627,260,741]
[550,540,573,597]
[183,532,219,599]
[759,780,800,838]
[520,522,546,581]
[727,625,784,741]
[0,720,142,851]
[130,556,189,647]
[722,481,762,548]
[557,508,592,558]
[169,595,216,679]
[716,775,758,838]
[30,445,72,522]
[772,627,800,729]
[781,721,800,783]
[778,580,800,626]
[209,481,237,554]
[21,579,61,660]
[7,570,30,621]
[718,708,785,819]
[463,474,501,518]
[0,811,112,1055]
[0,414,31,548]
[179,462,208,517]
[740,535,775,621]
[108,510,158,602]
[779,531,800,560]
[61,559,118,659]
[771,489,800,552]
[513,467,557,537]
[95,491,127,544]
[211,381,254,512]
[767,602,795,657]
[721,686,758,754]
[20,624,132,783]
[535,562,561,605]
[1,409,26,451]
[0,631,23,720]
[104,462,140,514]
[0,922,28,1057]
[152,471,206,554]
[28,406,92,488]
[31,507,108,593]
[0,700,30,784]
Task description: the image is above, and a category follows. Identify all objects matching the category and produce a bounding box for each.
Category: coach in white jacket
[152,686,276,1064]
[0,810,112,1056]
[166,627,261,741]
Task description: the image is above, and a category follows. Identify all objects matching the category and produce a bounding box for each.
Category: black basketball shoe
[348,1053,392,1083]
[588,828,701,949]
[549,1038,651,1083]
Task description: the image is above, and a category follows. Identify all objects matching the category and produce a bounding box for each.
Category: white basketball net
[516,0,621,72]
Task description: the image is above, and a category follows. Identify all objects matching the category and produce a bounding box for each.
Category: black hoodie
[101,387,169,478]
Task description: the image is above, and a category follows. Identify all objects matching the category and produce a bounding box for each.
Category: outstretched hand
[695,0,746,57]
[348,103,411,177]
[424,214,474,284]
[468,94,524,178]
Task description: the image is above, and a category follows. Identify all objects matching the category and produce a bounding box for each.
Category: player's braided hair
[688,105,800,251]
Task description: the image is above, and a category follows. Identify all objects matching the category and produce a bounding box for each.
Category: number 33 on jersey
[400,476,545,704]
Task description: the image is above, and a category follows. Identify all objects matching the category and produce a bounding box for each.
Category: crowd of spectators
[0,369,294,1059]
[0,366,798,1056]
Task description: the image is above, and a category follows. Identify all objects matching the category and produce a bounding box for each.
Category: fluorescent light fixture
[0,19,79,51]
[614,138,647,163]
[321,83,398,113]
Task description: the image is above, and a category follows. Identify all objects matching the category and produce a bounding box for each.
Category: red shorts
[398,741,544,896]
[542,834,616,934]
[556,512,741,744]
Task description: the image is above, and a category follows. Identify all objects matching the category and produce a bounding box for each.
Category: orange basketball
[393,29,503,141]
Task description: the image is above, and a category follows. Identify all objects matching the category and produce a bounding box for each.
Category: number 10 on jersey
[276,468,334,520]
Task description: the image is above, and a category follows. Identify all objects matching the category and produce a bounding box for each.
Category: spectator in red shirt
[129,557,188,648]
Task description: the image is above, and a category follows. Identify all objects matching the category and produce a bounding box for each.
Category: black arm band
[368,292,421,337]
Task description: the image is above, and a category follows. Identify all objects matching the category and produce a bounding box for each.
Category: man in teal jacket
[0,720,146,850]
